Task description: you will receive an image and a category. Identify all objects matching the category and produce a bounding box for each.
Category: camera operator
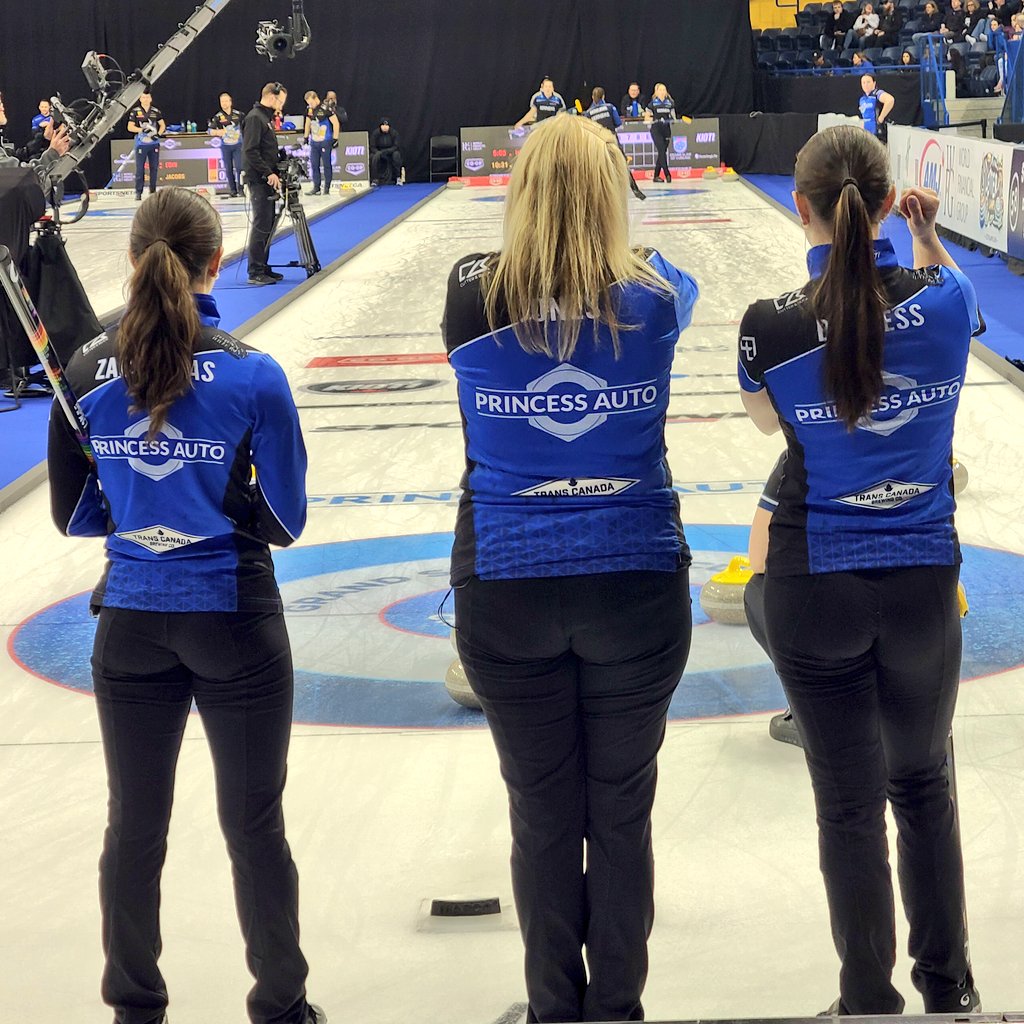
[242,82,287,286]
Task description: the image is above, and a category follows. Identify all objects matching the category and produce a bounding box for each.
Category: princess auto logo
[474,363,659,442]
[91,418,229,481]
[793,372,962,436]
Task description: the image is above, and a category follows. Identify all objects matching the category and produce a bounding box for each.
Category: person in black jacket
[619,81,649,118]
[867,0,904,45]
[370,119,404,185]
[822,0,856,48]
[242,82,287,286]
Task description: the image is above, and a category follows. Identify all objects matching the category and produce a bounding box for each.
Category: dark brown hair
[118,188,223,437]
[794,126,892,429]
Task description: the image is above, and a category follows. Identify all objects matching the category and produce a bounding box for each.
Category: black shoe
[665,171,673,182]
[769,709,803,748]
[229,191,239,198]
[926,978,981,1013]
[306,188,321,195]
[247,273,278,286]
[305,1004,328,1023]
[265,270,284,281]
[135,194,143,201]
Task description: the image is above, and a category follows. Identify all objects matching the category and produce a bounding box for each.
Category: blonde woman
[646,82,676,182]
[442,115,699,1023]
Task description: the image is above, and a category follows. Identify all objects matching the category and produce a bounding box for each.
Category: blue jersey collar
[807,237,898,279]
[195,293,222,328]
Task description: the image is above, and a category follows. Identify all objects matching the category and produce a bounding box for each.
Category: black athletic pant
[370,148,402,184]
[134,146,159,198]
[650,121,671,181]
[455,568,692,1023]
[761,565,973,1015]
[92,608,310,1024]
[247,180,278,276]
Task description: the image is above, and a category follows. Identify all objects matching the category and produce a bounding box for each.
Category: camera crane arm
[47,0,235,187]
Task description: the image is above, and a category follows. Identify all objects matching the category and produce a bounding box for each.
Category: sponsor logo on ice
[834,479,937,511]
[304,379,440,395]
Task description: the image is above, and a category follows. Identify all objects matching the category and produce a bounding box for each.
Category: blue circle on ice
[10,527,1024,728]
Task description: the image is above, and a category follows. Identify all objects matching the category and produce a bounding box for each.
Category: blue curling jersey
[531,91,566,120]
[48,295,308,612]
[442,250,699,584]
[737,238,982,576]
[584,101,622,132]
[859,88,885,135]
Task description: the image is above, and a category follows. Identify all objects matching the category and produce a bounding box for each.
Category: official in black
[619,81,649,119]
[242,82,287,285]
[369,119,404,185]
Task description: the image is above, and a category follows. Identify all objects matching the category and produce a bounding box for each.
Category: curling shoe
[769,709,803,748]
[305,1004,328,1024]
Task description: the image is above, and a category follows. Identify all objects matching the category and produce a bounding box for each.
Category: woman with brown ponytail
[47,187,324,1024]
[737,126,982,1015]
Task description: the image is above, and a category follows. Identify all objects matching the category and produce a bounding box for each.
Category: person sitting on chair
[370,119,404,185]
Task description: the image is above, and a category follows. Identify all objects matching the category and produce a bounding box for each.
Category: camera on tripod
[276,152,306,194]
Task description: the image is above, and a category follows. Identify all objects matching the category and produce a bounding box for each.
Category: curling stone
[702,165,719,180]
[722,167,739,182]
[446,178,467,189]
[699,555,754,625]
[952,458,969,495]
[958,581,969,618]
[445,658,483,710]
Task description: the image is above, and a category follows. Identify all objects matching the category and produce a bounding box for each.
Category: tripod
[269,177,320,277]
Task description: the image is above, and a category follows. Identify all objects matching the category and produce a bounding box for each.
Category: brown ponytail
[794,127,892,430]
[118,188,223,437]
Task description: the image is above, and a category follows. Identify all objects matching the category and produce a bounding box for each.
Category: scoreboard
[460,118,721,177]
[108,131,371,191]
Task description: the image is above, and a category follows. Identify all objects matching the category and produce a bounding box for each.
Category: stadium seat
[752,28,762,39]
[843,2,860,12]
[864,47,884,61]
[757,34,776,52]
[758,51,782,67]
[797,4,822,29]
[796,32,817,49]
[776,29,799,50]
[881,45,905,63]
[775,57,796,70]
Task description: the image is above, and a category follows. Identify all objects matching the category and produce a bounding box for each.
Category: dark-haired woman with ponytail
[737,126,982,1016]
[46,187,325,1024]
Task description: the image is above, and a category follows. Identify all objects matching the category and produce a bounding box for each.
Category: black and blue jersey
[31,113,53,133]
[648,97,676,121]
[532,91,566,121]
[209,108,244,146]
[128,104,163,149]
[48,295,307,612]
[308,103,335,144]
[442,251,699,584]
[738,238,981,576]
[585,100,622,132]
[859,88,886,135]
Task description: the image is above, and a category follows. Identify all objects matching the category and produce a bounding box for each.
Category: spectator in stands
[1008,12,1024,38]
[942,0,969,39]
[619,82,649,119]
[988,0,1020,28]
[866,1,904,46]
[847,3,880,48]
[370,118,404,185]
[985,16,1010,88]
[823,1,856,49]
[901,48,916,64]
[965,0,988,41]
[911,2,946,53]
[852,50,876,73]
